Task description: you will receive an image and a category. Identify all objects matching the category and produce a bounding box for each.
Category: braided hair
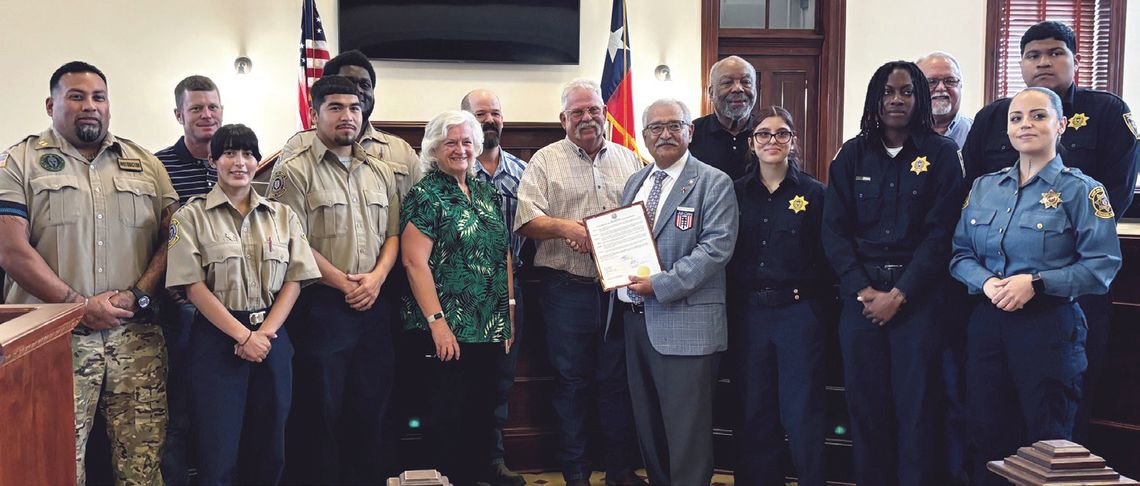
[858,61,935,142]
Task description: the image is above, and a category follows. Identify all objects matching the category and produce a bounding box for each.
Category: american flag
[298,0,330,129]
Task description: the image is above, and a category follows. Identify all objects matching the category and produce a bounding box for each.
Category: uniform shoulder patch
[269,171,288,199]
[39,153,65,172]
[1124,113,1140,140]
[1088,186,1114,219]
[168,219,181,249]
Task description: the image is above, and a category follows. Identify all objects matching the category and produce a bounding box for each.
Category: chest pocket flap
[202,242,244,291]
[31,175,81,225]
[113,177,158,228]
[305,190,348,237]
[1018,212,1069,233]
[967,209,997,226]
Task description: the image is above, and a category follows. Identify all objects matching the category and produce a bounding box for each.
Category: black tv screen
[339,0,580,65]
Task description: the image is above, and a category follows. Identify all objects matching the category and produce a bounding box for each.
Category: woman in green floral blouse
[401,109,515,485]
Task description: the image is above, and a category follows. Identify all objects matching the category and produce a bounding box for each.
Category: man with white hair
[515,79,645,486]
[690,55,759,180]
[917,51,972,148]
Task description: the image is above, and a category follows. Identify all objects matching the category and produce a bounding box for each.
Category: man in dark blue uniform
[822,60,965,485]
[962,20,1140,442]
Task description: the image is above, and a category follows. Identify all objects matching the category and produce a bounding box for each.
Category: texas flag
[601,0,639,154]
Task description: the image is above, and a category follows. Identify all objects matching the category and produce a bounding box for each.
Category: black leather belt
[547,268,598,285]
[230,309,269,330]
[863,262,907,290]
[741,286,815,308]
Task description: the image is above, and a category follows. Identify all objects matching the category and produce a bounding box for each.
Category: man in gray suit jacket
[619,99,740,485]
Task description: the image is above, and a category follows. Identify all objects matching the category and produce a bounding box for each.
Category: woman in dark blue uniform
[951,87,1121,486]
[821,61,965,485]
[728,106,828,486]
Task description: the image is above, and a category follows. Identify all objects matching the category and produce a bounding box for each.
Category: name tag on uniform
[855,176,872,181]
[118,158,143,172]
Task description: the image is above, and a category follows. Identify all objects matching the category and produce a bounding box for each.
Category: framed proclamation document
[583,202,663,291]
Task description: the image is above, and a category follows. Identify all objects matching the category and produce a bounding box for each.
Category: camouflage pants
[73,321,168,486]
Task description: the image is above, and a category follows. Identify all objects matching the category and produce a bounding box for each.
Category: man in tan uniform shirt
[0,61,178,485]
[278,49,420,199]
[269,75,401,484]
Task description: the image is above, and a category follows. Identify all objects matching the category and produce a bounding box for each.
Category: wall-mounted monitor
[339,0,581,65]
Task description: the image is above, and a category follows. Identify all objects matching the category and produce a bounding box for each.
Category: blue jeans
[540,270,637,481]
[491,279,523,465]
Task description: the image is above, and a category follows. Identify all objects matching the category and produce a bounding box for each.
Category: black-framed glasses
[926,77,961,88]
[645,121,689,135]
[752,130,793,144]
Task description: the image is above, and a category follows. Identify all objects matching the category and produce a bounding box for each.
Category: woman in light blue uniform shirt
[950,87,1121,486]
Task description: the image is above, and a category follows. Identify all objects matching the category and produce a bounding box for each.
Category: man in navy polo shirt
[154,74,222,485]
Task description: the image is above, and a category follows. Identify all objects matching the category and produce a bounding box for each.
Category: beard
[482,122,501,150]
[931,90,953,116]
[332,132,356,147]
[716,93,755,120]
[76,122,102,143]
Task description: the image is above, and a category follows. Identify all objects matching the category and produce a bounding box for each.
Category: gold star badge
[1040,189,1062,209]
[788,195,809,214]
[910,156,930,175]
[1068,113,1089,130]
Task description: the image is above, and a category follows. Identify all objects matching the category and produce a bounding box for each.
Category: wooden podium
[0,304,83,486]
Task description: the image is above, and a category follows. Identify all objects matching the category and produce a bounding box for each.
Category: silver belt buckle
[249,311,267,326]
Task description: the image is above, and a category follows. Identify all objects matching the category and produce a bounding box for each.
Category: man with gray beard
[918,52,973,148]
[690,55,759,180]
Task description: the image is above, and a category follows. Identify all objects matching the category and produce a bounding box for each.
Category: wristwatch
[1031,274,1045,294]
[427,311,445,324]
[129,286,152,310]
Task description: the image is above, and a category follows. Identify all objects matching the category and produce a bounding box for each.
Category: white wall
[2,1,1136,157]
[842,0,989,141]
[0,0,702,160]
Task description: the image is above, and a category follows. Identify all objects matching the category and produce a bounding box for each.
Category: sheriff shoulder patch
[168,219,181,249]
[270,172,287,199]
[1124,113,1140,140]
[1088,186,1114,219]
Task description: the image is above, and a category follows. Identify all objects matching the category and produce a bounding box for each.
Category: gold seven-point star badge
[1040,189,1062,209]
[788,195,809,214]
[910,156,930,175]
[1068,113,1089,130]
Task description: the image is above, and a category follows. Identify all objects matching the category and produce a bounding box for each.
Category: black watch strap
[1031,274,1045,293]
[129,286,152,309]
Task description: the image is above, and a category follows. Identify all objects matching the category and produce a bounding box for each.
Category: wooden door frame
[701,0,846,177]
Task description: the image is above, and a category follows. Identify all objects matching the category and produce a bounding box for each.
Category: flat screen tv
[339,0,580,65]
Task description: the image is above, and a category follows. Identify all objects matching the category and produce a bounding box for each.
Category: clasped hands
[857,287,907,327]
[234,329,276,363]
[563,220,592,254]
[982,274,1035,312]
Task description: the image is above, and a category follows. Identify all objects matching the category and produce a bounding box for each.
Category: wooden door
[745,55,819,177]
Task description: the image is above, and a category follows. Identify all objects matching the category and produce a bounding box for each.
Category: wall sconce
[654,64,672,82]
[234,56,253,75]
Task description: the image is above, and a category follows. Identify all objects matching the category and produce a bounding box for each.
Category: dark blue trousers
[283,285,394,485]
[539,270,637,482]
[188,313,293,485]
[1072,292,1110,442]
[839,294,945,486]
[160,300,196,485]
[731,299,827,486]
[968,298,1087,486]
[491,279,523,466]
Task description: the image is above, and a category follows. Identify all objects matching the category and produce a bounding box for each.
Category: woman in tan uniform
[166,124,320,485]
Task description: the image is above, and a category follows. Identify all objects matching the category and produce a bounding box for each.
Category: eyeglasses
[926,77,961,88]
[645,121,689,135]
[752,130,793,144]
[564,106,603,119]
